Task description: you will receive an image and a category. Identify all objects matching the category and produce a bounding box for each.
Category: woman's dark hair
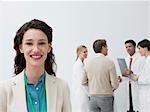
[137,39,150,51]
[14,19,56,76]
[93,39,107,53]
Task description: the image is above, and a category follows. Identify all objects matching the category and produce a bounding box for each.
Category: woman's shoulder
[0,77,13,85]
[0,78,14,94]
[0,73,23,90]
[46,74,68,86]
[46,75,70,93]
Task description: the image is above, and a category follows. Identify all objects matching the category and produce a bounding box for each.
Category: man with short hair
[125,40,136,56]
[82,39,119,112]
[125,39,145,112]
[119,39,145,112]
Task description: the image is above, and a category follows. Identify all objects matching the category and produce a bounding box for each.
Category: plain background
[0,1,150,111]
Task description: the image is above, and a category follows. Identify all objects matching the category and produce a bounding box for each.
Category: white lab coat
[124,53,145,111]
[138,55,150,112]
[71,58,89,112]
[114,53,145,112]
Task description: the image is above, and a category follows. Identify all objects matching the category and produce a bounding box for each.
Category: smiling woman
[0,19,71,112]
[19,29,51,78]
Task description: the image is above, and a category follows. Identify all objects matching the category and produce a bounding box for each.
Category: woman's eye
[39,42,46,45]
[26,42,33,45]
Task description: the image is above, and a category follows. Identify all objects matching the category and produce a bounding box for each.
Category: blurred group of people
[72,39,150,112]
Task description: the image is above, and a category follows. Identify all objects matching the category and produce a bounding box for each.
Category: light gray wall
[0,1,149,79]
[0,1,149,111]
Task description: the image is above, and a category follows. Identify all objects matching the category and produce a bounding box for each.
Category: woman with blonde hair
[71,45,89,112]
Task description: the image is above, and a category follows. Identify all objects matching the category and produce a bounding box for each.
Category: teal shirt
[25,74,47,112]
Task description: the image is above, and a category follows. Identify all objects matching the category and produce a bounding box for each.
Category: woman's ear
[48,43,52,53]
[19,45,23,53]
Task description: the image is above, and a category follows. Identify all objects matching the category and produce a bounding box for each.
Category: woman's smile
[30,54,43,60]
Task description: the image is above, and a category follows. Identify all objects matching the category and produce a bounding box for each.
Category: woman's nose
[33,45,40,52]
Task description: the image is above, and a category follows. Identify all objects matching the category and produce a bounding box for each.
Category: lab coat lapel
[12,72,27,112]
[46,73,57,112]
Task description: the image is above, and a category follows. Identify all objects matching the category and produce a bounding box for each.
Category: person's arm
[81,70,88,86]
[129,74,139,81]
[109,63,119,91]
[117,75,122,82]
[62,82,72,112]
[124,69,139,81]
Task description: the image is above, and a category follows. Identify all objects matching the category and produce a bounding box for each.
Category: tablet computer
[117,58,128,75]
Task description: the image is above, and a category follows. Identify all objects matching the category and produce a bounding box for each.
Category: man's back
[81,39,119,112]
[85,54,119,96]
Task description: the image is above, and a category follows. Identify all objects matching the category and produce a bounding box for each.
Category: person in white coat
[125,39,150,112]
[71,45,89,112]
[124,40,144,112]
[115,40,144,112]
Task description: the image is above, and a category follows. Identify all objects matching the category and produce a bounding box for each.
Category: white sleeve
[138,61,150,84]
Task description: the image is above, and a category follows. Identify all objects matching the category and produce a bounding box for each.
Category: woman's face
[79,48,88,59]
[20,29,51,67]
[138,46,146,56]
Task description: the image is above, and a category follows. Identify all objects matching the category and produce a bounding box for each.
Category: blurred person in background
[71,45,89,112]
